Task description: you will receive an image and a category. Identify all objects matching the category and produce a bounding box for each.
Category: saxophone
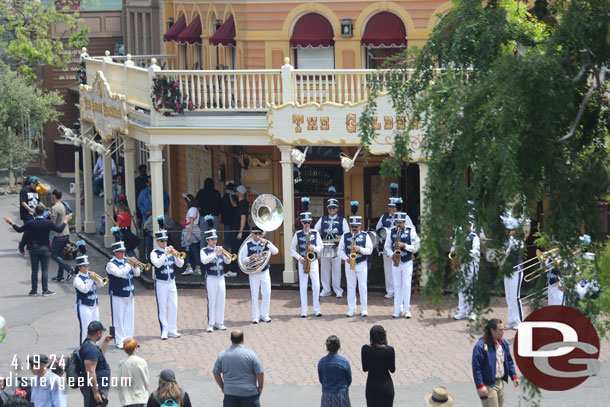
[303,230,316,274]
[349,232,357,270]
[393,227,403,267]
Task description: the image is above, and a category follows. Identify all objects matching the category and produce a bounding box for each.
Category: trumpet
[448,251,457,260]
[89,271,108,286]
[217,246,237,262]
[126,256,152,272]
[167,246,187,259]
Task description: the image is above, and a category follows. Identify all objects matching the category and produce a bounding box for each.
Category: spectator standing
[137,177,170,225]
[28,354,66,407]
[114,196,140,259]
[50,189,74,282]
[472,319,519,407]
[4,204,72,296]
[18,176,39,255]
[196,178,221,237]
[180,194,201,276]
[135,165,149,199]
[220,183,237,253]
[93,155,117,197]
[113,174,126,204]
[117,339,150,407]
[80,321,113,407]
[146,369,192,407]
[213,329,264,407]
[317,335,352,407]
[361,325,396,407]
[234,185,250,244]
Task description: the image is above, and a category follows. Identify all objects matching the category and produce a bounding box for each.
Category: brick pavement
[127,287,610,388]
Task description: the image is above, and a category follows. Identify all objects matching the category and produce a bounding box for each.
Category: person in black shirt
[4,204,72,296]
[361,325,396,407]
[196,178,221,239]
[234,185,250,243]
[80,321,113,407]
[135,165,149,224]
[18,176,39,254]
[219,184,237,253]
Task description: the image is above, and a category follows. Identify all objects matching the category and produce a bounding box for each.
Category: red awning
[177,15,202,45]
[361,12,406,47]
[163,14,187,42]
[290,13,334,48]
[209,15,236,46]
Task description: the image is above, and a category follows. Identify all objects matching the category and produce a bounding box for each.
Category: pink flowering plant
[151,75,185,115]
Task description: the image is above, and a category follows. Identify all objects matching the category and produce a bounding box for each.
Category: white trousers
[155,279,178,335]
[392,260,413,315]
[345,262,368,313]
[320,256,343,296]
[457,262,479,317]
[249,270,271,320]
[298,260,320,314]
[504,272,523,325]
[110,295,135,347]
[548,283,564,306]
[76,303,99,345]
[382,255,395,295]
[206,275,226,327]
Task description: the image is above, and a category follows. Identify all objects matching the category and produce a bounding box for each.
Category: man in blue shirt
[28,354,66,407]
[472,318,519,407]
[80,321,113,407]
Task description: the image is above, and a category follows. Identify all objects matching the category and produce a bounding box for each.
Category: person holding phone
[80,321,113,407]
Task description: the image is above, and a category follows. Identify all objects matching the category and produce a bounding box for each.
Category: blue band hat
[300,197,312,222]
[111,226,126,251]
[251,225,263,233]
[327,187,338,208]
[349,216,362,226]
[394,212,407,222]
[204,215,218,239]
[112,241,126,252]
[75,240,89,266]
[155,230,169,240]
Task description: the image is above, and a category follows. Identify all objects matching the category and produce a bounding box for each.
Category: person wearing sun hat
[424,386,455,406]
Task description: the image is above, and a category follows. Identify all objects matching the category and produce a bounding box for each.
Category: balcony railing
[83,54,416,115]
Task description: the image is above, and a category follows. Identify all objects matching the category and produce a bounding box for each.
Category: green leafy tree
[359,0,610,334]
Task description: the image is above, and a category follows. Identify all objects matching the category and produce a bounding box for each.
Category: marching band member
[502,219,525,329]
[338,201,373,317]
[241,225,279,323]
[452,217,480,321]
[384,212,420,318]
[200,215,231,332]
[290,197,323,318]
[315,186,349,298]
[73,241,103,344]
[150,222,184,340]
[106,238,141,349]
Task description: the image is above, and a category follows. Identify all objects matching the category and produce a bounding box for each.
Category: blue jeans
[30,244,51,292]
[93,174,103,193]
[224,224,238,253]
[223,394,260,407]
[51,235,72,279]
[185,241,201,268]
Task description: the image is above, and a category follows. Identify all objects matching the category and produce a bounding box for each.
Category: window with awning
[177,15,202,45]
[209,15,236,46]
[361,12,407,69]
[163,14,186,43]
[290,13,335,69]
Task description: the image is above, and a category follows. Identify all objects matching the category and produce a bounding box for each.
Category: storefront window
[366,46,406,69]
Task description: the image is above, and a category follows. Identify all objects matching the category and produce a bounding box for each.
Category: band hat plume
[327,186,339,208]
[110,226,126,252]
[76,240,89,266]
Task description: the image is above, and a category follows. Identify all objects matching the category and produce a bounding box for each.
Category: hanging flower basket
[151,75,185,116]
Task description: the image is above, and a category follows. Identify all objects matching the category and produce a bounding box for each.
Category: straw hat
[424,386,455,406]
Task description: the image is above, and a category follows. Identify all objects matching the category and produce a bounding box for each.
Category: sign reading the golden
[79,71,128,141]
[266,94,423,157]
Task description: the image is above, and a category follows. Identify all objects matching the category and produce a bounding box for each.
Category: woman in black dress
[361,325,396,406]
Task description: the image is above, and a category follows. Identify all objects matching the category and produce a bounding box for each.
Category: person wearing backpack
[80,321,113,407]
[50,189,75,282]
[146,369,192,407]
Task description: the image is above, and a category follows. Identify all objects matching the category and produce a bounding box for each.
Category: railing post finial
[151,58,158,66]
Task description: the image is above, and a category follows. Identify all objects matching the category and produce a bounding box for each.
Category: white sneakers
[301,313,307,318]
[384,293,394,299]
[453,313,476,321]
[182,267,194,276]
[252,319,259,324]
[206,325,214,332]
[405,311,412,319]
[346,311,354,317]
[320,291,332,297]
[261,316,272,323]
[214,324,227,331]
[161,332,168,340]
[168,332,181,338]
[392,313,401,318]
[361,310,368,317]
[192,268,202,276]
[224,271,237,277]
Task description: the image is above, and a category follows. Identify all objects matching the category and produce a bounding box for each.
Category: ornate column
[147,144,165,248]
[123,137,137,234]
[102,142,114,247]
[278,145,296,283]
[82,122,95,233]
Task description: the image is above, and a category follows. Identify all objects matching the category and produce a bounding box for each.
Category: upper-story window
[210,15,237,69]
[362,12,406,69]
[290,13,335,69]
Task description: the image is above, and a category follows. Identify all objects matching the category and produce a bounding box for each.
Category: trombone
[513,248,559,282]
[89,271,108,286]
[167,246,187,260]
[126,256,152,272]
[218,246,237,262]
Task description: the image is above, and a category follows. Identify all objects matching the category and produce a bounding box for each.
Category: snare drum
[321,242,338,258]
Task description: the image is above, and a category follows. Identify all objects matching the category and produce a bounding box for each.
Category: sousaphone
[237,194,284,274]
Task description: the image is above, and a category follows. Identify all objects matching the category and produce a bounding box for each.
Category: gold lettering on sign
[346,114,357,133]
[83,98,92,111]
[307,116,318,130]
[320,117,329,130]
[103,103,123,120]
[292,115,304,133]
[384,116,393,130]
[373,116,381,130]
[92,100,103,114]
[396,116,406,130]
